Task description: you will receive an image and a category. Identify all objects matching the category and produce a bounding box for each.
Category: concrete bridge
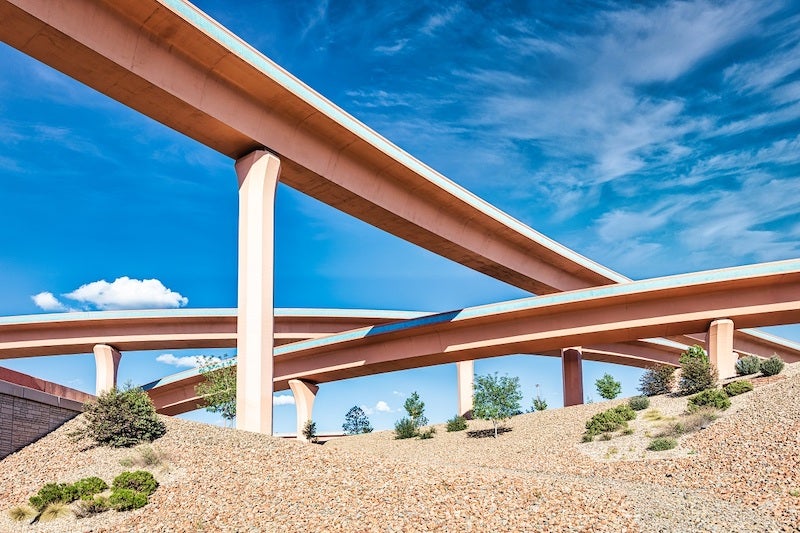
[1,0,799,436]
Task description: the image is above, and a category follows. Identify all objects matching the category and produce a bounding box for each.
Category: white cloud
[361,400,394,415]
[156,353,219,368]
[31,291,67,312]
[273,394,295,406]
[63,276,188,310]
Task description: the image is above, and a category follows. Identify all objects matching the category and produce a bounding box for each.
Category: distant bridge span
[146,261,800,416]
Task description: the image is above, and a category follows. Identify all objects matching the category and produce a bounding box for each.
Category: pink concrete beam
[707,319,736,379]
[92,343,121,395]
[235,150,280,434]
[456,360,474,418]
[288,379,319,442]
[561,348,584,407]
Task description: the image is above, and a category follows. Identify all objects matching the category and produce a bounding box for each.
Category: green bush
[109,489,148,511]
[628,396,650,411]
[760,355,785,377]
[723,380,753,396]
[678,345,716,396]
[112,471,158,496]
[647,437,677,451]
[584,405,636,439]
[73,383,166,447]
[74,496,110,519]
[446,415,468,432]
[419,427,436,440]
[73,477,108,499]
[29,483,79,511]
[638,365,675,396]
[687,389,730,411]
[394,417,418,439]
[735,356,761,376]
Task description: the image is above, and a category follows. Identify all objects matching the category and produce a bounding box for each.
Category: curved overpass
[147,260,800,415]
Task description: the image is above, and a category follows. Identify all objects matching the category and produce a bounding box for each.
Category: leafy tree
[342,406,373,435]
[195,355,237,425]
[473,373,522,438]
[678,345,716,395]
[638,365,676,396]
[403,391,428,428]
[595,373,622,400]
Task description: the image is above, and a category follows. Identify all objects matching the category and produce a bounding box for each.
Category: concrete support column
[456,360,474,418]
[235,150,281,434]
[93,344,121,395]
[562,347,584,407]
[708,319,736,380]
[289,379,319,441]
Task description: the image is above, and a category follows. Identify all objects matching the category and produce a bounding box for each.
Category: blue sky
[1,0,799,433]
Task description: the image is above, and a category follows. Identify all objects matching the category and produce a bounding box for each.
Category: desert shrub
[419,427,436,439]
[446,415,468,432]
[73,383,166,448]
[74,496,110,519]
[723,380,753,397]
[628,396,650,411]
[647,437,677,451]
[8,506,34,522]
[29,482,79,511]
[112,471,158,496]
[638,365,675,396]
[394,417,418,439]
[760,355,785,377]
[599,433,613,441]
[687,389,730,411]
[678,345,716,396]
[38,502,72,522]
[73,477,108,499]
[302,420,317,442]
[584,405,636,439]
[736,356,761,376]
[531,395,548,411]
[109,489,148,511]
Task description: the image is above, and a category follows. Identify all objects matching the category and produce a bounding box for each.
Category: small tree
[195,356,237,426]
[342,406,373,435]
[678,345,716,396]
[639,365,675,396]
[530,383,548,412]
[403,391,428,428]
[302,420,318,443]
[595,373,622,400]
[473,373,522,438]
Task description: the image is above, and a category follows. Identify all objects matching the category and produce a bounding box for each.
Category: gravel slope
[2,364,799,532]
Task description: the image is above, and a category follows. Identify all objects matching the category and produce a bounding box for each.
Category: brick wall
[0,380,84,459]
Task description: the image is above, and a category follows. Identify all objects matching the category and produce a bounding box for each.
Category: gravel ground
[1,364,799,532]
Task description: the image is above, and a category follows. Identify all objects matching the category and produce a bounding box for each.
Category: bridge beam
[708,319,736,380]
[235,150,280,434]
[93,344,121,395]
[562,347,584,407]
[288,379,319,442]
[456,360,474,418]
